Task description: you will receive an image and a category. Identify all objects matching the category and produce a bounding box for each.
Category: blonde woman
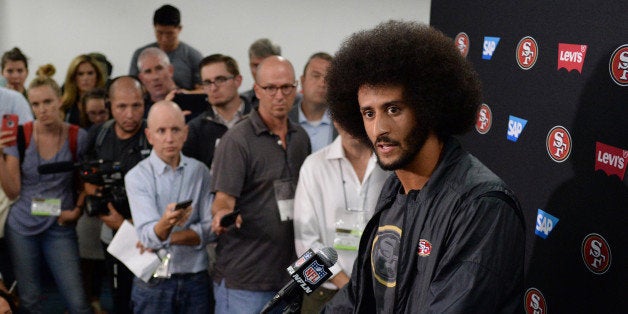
[61,54,106,128]
[0,64,91,314]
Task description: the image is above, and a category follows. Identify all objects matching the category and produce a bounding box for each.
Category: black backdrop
[430,1,626,313]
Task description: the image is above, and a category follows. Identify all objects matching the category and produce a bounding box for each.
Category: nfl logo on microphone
[303,261,327,285]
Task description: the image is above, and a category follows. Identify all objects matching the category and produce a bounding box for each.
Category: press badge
[333,207,367,251]
[31,197,61,216]
[153,250,172,279]
[274,179,295,221]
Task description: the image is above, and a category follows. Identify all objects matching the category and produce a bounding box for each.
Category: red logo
[417,239,432,257]
[454,32,470,57]
[582,233,612,275]
[517,36,538,70]
[557,43,588,73]
[475,103,492,134]
[546,126,572,163]
[524,288,547,314]
[609,44,628,86]
[595,142,627,180]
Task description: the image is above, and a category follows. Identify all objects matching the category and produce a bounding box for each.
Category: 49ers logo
[524,288,547,314]
[517,36,538,70]
[454,32,470,57]
[609,44,628,86]
[582,233,612,275]
[417,239,432,257]
[546,126,572,163]
[475,103,492,134]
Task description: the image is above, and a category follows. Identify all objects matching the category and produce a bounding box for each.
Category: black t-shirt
[85,121,150,176]
[372,188,420,313]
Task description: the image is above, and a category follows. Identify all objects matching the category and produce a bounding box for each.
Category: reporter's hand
[99,202,125,230]
[136,241,154,254]
[57,206,82,226]
[211,209,242,236]
[0,130,17,153]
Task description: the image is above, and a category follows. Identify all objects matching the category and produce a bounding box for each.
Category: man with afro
[323,20,525,313]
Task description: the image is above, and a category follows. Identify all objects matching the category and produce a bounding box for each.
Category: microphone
[37,161,79,174]
[260,247,340,314]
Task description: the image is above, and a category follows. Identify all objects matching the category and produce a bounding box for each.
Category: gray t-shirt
[129,41,203,90]
[210,108,311,291]
[5,125,87,236]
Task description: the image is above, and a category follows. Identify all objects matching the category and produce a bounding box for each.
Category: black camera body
[81,161,132,219]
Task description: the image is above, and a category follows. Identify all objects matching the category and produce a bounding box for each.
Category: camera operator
[84,76,150,314]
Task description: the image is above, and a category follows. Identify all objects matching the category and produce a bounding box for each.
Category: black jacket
[324,138,525,313]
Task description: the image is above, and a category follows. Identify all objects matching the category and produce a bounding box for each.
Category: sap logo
[517,36,538,70]
[557,43,588,73]
[506,115,527,142]
[609,44,628,86]
[455,32,470,57]
[546,126,572,163]
[581,233,612,275]
[595,142,627,180]
[524,288,547,314]
[535,209,559,239]
[482,36,500,60]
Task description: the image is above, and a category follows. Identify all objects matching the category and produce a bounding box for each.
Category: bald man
[210,56,311,313]
[125,101,213,313]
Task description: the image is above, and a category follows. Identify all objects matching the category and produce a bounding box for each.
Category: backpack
[17,121,79,165]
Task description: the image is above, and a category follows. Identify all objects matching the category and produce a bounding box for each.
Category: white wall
[0,0,430,91]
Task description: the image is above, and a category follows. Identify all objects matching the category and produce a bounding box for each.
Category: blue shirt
[125,151,213,274]
[295,102,334,152]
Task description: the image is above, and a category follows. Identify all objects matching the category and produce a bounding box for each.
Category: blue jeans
[132,272,210,313]
[213,279,282,314]
[5,223,91,314]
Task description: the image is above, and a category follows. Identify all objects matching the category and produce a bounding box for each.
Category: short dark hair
[248,38,281,59]
[302,52,333,76]
[153,4,180,26]
[1,47,28,70]
[199,54,240,76]
[326,20,482,143]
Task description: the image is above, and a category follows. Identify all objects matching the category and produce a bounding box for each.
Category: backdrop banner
[431,2,626,313]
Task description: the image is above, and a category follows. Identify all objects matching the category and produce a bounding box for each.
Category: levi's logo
[595,142,627,180]
[483,37,500,60]
[558,43,588,73]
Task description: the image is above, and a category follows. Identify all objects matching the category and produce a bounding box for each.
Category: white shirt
[294,136,390,289]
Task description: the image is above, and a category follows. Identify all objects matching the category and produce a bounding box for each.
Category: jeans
[131,272,210,314]
[5,223,91,314]
[213,279,282,314]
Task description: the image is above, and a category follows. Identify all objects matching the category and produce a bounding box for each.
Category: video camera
[38,159,132,218]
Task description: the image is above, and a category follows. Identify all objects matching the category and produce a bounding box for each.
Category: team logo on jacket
[475,103,492,134]
[483,36,501,60]
[455,32,470,57]
[558,43,588,73]
[517,36,538,70]
[417,239,432,257]
[595,141,627,180]
[535,209,559,239]
[582,233,612,275]
[303,261,327,285]
[546,126,572,163]
[371,225,401,287]
[507,115,527,142]
[524,287,547,314]
[609,44,628,86]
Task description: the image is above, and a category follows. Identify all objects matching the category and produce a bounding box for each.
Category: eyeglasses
[258,82,298,96]
[201,76,235,88]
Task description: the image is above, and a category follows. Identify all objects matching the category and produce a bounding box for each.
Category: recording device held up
[38,159,132,218]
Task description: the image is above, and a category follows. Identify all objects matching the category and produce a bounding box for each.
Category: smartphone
[220,210,241,227]
[174,199,193,211]
[1,114,19,146]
